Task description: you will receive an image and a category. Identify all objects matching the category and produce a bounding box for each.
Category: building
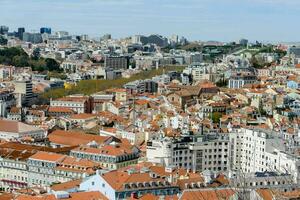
[17,27,25,39]
[50,95,92,114]
[147,133,230,173]
[228,73,257,88]
[229,128,300,184]
[104,56,128,70]
[14,80,33,106]
[180,189,238,200]
[132,34,168,47]
[79,163,185,200]
[231,171,296,191]
[0,65,14,80]
[40,27,52,34]
[124,80,158,94]
[0,26,9,35]
[0,119,45,141]
[288,46,300,58]
[27,151,101,188]
[70,142,139,170]
[237,38,248,46]
[0,90,15,117]
[22,32,43,44]
[183,64,213,82]
[101,34,112,41]
[47,130,111,148]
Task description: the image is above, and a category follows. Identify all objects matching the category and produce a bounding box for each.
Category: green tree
[12,55,29,67]
[45,58,60,71]
[211,112,222,123]
[0,36,7,45]
[32,48,41,60]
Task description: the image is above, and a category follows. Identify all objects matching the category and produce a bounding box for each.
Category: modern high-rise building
[40,27,52,34]
[22,32,43,44]
[104,56,129,69]
[17,27,25,39]
[288,46,300,58]
[0,26,9,35]
[14,80,33,106]
[100,34,111,41]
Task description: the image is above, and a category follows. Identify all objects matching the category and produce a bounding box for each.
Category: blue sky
[0,0,299,42]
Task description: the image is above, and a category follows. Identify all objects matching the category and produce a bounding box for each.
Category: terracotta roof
[15,191,108,200]
[135,99,149,105]
[137,194,159,200]
[55,96,89,102]
[180,189,236,200]
[15,194,56,200]
[70,113,97,120]
[29,152,66,162]
[0,194,13,200]
[51,179,82,191]
[0,142,74,154]
[256,189,274,200]
[66,191,108,200]
[0,119,42,134]
[281,189,300,199]
[48,107,74,113]
[48,130,109,146]
[9,107,21,114]
[72,144,133,157]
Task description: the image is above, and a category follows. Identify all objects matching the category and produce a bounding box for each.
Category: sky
[0,0,299,42]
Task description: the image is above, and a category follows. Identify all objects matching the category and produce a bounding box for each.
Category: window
[92,181,95,186]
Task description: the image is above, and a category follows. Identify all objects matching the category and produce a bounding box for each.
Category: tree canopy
[0,47,61,72]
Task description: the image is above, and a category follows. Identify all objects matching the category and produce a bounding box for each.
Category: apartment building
[79,163,202,200]
[124,79,158,94]
[0,148,30,191]
[27,151,100,188]
[0,142,74,191]
[231,171,296,191]
[228,73,257,89]
[229,128,300,184]
[147,133,230,173]
[70,142,140,170]
[104,56,128,70]
[14,80,33,106]
[50,95,92,114]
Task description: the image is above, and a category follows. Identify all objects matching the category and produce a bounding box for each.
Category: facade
[50,95,92,114]
[70,143,140,170]
[14,80,33,106]
[0,90,15,117]
[229,128,300,183]
[228,74,257,88]
[104,56,128,69]
[40,27,52,34]
[22,32,43,43]
[79,165,182,200]
[124,80,158,94]
[288,46,300,58]
[147,134,230,173]
[231,171,296,191]
[27,152,100,188]
[0,149,29,191]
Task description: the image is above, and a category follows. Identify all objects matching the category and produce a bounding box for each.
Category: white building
[229,128,300,184]
[147,134,230,173]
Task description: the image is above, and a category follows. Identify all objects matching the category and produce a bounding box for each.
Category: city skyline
[1,0,299,42]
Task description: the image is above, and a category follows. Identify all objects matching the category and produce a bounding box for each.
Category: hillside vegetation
[40,65,185,100]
